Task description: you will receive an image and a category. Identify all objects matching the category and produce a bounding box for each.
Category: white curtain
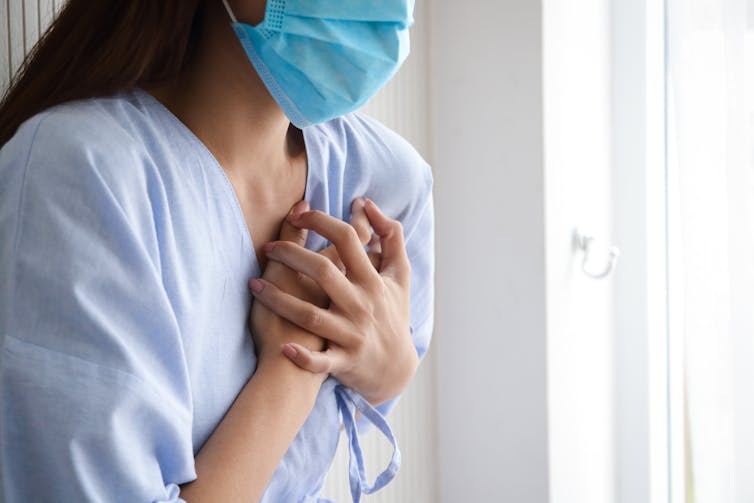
[667,0,754,501]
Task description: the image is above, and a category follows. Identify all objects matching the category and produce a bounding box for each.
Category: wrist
[257,350,329,386]
[359,345,419,406]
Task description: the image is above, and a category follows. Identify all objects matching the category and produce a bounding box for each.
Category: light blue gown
[0,89,434,502]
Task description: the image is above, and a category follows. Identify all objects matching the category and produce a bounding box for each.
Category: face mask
[221,0,414,128]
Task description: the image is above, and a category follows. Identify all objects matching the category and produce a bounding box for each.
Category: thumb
[281,343,347,376]
[279,200,310,245]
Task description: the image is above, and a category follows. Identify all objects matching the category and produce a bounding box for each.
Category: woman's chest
[153,203,342,498]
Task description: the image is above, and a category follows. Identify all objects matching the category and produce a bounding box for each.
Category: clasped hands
[248,198,418,406]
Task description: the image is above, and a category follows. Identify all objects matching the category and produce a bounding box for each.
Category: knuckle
[339,224,360,244]
[351,297,369,317]
[350,333,366,352]
[297,350,312,365]
[374,280,392,300]
[365,274,386,293]
[274,241,295,255]
[315,258,338,282]
[310,209,327,220]
[277,241,297,251]
[319,245,337,260]
[321,358,334,374]
[305,307,324,330]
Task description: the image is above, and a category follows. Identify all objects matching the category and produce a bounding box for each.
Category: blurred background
[4,0,754,502]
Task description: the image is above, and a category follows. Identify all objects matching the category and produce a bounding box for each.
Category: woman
[0,0,434,502]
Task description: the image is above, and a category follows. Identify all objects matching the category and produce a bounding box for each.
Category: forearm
[179,354,325,502]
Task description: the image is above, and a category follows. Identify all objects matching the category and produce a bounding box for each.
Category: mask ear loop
[221,0,238,22]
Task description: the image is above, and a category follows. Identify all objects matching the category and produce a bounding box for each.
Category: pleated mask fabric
[222,0,414,127]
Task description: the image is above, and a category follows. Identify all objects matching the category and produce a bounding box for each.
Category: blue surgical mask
[221,0,414,128]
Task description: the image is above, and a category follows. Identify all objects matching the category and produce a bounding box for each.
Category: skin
[148,0,418,500]
[251,199,419,406]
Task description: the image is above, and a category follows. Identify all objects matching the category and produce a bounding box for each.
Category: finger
[367,251,381,270]
[264,200,310,276]
[281,343,347,375]
[319,246,379,272]
[288,209,376,283]
[319,215,372,272]
[318,245,346,273]
[249,278,358,347]
[349,198,372,246]
[367,233,381,249]
[366,233,382,270]
[278,200,310,245]
[263,241,362,314]
[363,198,410,285]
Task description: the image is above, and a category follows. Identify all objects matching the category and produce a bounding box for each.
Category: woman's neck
[148,0,303,183]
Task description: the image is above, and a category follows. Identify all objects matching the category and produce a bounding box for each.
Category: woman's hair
[0,0,204,146]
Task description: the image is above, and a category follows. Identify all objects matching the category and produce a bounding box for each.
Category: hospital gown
[0,88,434,502]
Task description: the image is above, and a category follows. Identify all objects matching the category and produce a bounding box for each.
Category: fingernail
[353,197,366,210]
[249,278,265,293]
[282,343,298,358]
[263,242,276,253]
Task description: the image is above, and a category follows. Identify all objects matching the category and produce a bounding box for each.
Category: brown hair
[0,0,204,146]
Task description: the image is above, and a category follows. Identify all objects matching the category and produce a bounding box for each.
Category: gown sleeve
[0,113,196,502]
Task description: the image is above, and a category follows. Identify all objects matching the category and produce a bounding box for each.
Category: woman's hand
[248,198,418,406]
[249,200,375,363]
[249,200,326,363]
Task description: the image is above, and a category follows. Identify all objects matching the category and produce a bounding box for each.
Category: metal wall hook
[574,228,620,279]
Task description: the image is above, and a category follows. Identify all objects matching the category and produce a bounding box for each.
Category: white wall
[432,0,550,501]
[432,0,627,501]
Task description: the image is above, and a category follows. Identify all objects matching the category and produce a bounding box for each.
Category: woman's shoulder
[0,93,178,258]
[2,92,153,170]
[0,93,168,208]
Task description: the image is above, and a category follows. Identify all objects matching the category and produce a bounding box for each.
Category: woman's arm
[181,201,326,502]
[181,199,375,501]
[179,353,325,502]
